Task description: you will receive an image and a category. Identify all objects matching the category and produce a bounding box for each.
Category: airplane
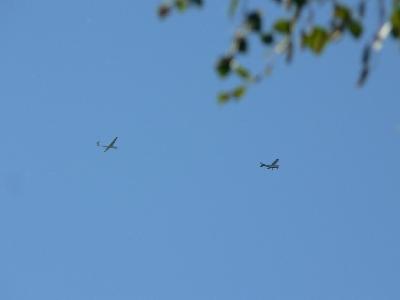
[260,159,279,170]
[97,137,118,152]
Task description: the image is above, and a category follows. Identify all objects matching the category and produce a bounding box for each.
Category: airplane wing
[109,137,118,147]
[271,159,279,166]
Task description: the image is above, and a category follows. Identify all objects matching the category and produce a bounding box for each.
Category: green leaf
[215,56,233,77]
[260,32,274,45]
[158,4,171,19]
[234,65,251,80]
[334,4,364,38]
[293,0,306,9]
[235,36,248,53]
[217,91,231,103]
[232,85,246,99]
[391,9,400,38]
[175,0,187,11]
[334,5,351,22]
[347,19,363,38]
[303,26,329,54]
[228,0,240,17]
[273,19,292,35]
[189,0,203,6]
[246,11,262,32]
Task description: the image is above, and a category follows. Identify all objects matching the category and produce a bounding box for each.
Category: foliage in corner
[158,0,203,18]
[158,0,400,103]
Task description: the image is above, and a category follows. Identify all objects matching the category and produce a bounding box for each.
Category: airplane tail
[96,141,100,147]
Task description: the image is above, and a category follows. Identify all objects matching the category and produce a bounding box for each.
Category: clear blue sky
[1,1,399,299]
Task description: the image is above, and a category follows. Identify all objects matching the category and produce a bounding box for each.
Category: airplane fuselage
[260,161,279,170]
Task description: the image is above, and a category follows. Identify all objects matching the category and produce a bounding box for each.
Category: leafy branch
[158,0,400,103]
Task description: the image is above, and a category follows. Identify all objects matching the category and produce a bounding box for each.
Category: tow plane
[97,137,118,152]
[260,159,279,170]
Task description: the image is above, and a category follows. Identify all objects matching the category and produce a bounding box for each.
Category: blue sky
[1,1,399,299]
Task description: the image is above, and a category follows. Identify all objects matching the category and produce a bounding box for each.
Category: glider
[97,137,118,152]
[259,159,279,170]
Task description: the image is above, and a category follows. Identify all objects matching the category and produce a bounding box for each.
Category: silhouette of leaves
[157,0,399,102]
